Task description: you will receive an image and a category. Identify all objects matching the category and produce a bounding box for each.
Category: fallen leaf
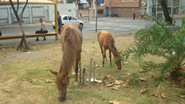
[139,69,144,72]
[140,88,147,94]
[161,93,167,99]
[138,77,147,82]
[111,85,121,90]
[122,84,126,87]
[124,62,128,64]
[114,80,123,85]
[109,101,120,104]
[178,94,185,98]
[105,83,114,87]
[45,79,52,83]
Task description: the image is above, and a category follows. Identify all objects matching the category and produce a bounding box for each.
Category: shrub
[122,18,185,77]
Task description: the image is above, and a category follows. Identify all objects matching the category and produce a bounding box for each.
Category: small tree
[122,18,185,80]
[160,0,173,25]
[9,0,29,50]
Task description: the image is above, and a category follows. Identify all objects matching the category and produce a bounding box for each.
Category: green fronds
[122,17,185,75]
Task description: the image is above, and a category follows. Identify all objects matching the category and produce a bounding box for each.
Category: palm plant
[122,18,185,79]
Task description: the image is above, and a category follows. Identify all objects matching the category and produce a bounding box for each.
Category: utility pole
[156,0,158,18]
[95,0,98,32]
[171,0,174,19]
[179,0,181,15]
[109,0,111,17]
[146,0,153,16]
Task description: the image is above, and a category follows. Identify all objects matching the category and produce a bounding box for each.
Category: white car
[52,15,84,29]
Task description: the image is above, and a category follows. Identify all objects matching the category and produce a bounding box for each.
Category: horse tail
[60,25,82,74]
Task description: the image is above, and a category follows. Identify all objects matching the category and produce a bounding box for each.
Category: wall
[0,5,50,25]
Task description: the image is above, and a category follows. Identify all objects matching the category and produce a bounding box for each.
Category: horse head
[111,43,122,70]
[50,70,69,101]
[114,52,122,70]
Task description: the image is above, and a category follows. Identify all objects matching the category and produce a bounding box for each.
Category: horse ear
[50,70,58,75]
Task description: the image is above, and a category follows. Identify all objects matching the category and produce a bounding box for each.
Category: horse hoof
[58,96,66,102]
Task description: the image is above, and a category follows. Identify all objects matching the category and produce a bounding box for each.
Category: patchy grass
[0,35,184,104]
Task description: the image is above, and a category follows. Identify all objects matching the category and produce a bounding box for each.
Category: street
[0,17,149,47]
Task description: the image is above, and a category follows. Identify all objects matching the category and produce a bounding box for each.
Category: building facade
[0,0,76,25]
[105,0,141,18]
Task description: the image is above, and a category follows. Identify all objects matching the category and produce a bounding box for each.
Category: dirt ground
[0,34,185,104]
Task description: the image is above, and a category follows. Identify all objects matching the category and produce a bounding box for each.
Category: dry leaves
[140,88,147,94]
[111,85,121,90]
[161,93,167,99]
[138,77,147,82]
[114,80,123,85]
[109,101,120,104]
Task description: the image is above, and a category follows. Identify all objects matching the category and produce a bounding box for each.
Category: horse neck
[110,44,120,58]
[109,37,120,58]
[59,25,82,75]
[60,46,76,75]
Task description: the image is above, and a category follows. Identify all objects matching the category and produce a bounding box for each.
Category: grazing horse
[97,30,122,70]
[50,24,83,101]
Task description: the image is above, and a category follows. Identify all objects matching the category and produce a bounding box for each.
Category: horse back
[61,24,83,51]
[97,30,114,49]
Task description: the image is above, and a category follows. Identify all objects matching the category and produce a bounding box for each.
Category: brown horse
[97,30,122,70]
[50,24,83,101]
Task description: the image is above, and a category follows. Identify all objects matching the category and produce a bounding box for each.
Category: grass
[0,35,184,104]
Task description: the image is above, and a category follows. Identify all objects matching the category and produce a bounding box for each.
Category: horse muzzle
[58,95,66,102]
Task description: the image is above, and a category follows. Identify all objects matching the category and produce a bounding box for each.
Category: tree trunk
[16,17,29,50]
[9,0,29,51]
[160,0,173,25]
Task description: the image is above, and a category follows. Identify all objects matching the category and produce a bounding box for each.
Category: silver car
[52,15,84,29]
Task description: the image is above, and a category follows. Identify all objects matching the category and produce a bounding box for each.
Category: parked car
[52,15,84,29]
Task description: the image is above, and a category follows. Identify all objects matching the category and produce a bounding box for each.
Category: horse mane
[60,24,82,74]
[110,34,119,57]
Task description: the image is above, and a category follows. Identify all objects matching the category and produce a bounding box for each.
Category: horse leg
[102,48,106,67]
[100,46,104,67]
[100,46,103,56]
[109,49,112,66]
[75,51,81,82]
[75,58,79,82]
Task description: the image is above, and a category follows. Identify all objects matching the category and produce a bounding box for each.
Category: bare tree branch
[9,0,20,22]
[21,0,28,16]
[17,0,19,13]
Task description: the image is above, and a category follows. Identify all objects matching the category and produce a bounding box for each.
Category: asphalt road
[0,17,149,47]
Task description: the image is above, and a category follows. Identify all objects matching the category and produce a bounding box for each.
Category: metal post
[171,0,174,19]
[89,58,93,83]
[88,7,89,22]
[93,60,96,82]
[82,68,86,85]
[54,0,58,40]
[8,7,11,24]
[179,0,181,15]
[79,60,82,84]
[95,1,98,32]
[109,0,112,17]
[155,0,158,18]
